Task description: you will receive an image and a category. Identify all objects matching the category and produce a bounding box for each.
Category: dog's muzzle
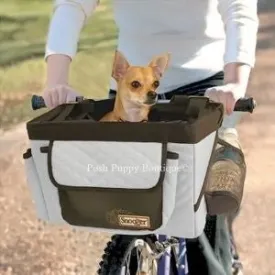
[145,91,157,105]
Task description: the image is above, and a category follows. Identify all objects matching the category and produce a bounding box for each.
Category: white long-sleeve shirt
[45,0,259,94]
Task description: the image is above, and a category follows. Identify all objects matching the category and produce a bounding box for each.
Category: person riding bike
[43,0,259,274]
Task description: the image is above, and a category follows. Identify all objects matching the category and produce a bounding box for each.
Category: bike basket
[23,96,223,238]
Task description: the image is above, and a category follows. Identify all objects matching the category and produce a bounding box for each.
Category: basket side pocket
[23,148,49,221]
[162,151,179,227]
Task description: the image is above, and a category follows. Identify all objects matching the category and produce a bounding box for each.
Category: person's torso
[109,0,226,93]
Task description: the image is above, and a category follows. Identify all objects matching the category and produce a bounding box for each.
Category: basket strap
[54,104,76,122]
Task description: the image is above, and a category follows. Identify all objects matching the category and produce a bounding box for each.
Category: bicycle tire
[97,235,133,275]
[97,234,177,275]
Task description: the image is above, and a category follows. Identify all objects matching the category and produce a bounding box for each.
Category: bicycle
[29,94,256,275]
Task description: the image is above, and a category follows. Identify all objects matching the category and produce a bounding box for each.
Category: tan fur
[100,50,170,122]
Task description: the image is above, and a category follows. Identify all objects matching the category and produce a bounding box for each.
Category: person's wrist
[223,81,247,91]
[46,54,71,88]
[223,82,245,90]
[46,80,68,89]
[46,71,69,88]
[223,62,251,94]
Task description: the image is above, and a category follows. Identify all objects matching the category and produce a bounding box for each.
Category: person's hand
[205,83,246,115]
[43,84,81,108]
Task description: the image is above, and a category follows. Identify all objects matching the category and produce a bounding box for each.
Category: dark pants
[108,71,224,99]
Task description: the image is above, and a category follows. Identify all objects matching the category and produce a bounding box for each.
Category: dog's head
[112,50,170,106]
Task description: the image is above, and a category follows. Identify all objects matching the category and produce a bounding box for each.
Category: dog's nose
[147,91,157,99]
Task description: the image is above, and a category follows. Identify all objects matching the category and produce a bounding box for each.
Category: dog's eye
[153,80,160,88]
[131,81,141,88]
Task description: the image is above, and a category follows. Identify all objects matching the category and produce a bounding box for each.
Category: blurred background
[0,0,117,131]
[0,0,275,274]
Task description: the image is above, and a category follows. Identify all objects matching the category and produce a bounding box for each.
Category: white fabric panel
[24,156,49,221]
[194,132,216,202]
[31,140,65,223]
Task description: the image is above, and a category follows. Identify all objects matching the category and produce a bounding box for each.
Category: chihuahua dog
[100,50,170,122]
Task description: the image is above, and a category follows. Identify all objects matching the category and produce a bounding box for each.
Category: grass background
[0,0,117,130]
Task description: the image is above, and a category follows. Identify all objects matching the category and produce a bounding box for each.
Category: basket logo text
[118,215,151,229]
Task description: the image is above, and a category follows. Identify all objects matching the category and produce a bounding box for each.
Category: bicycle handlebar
[31,95,84,110]
[31,94,256,113]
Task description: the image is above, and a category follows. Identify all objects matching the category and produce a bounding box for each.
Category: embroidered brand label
[118,215,151,229]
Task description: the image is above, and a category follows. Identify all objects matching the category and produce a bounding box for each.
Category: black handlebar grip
[233,97,256,113]
[31,95,84,110]
[31,95,45,110]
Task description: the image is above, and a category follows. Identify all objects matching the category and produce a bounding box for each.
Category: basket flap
[47,141,167,189]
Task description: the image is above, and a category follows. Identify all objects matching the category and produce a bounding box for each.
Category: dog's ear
[112,50,130,81]
[149,53,170,78]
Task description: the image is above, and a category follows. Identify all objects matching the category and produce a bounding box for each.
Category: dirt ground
[1,2,275,275]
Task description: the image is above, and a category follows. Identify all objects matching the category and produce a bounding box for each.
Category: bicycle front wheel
[98,234,158,275]
[97,234,180,275]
